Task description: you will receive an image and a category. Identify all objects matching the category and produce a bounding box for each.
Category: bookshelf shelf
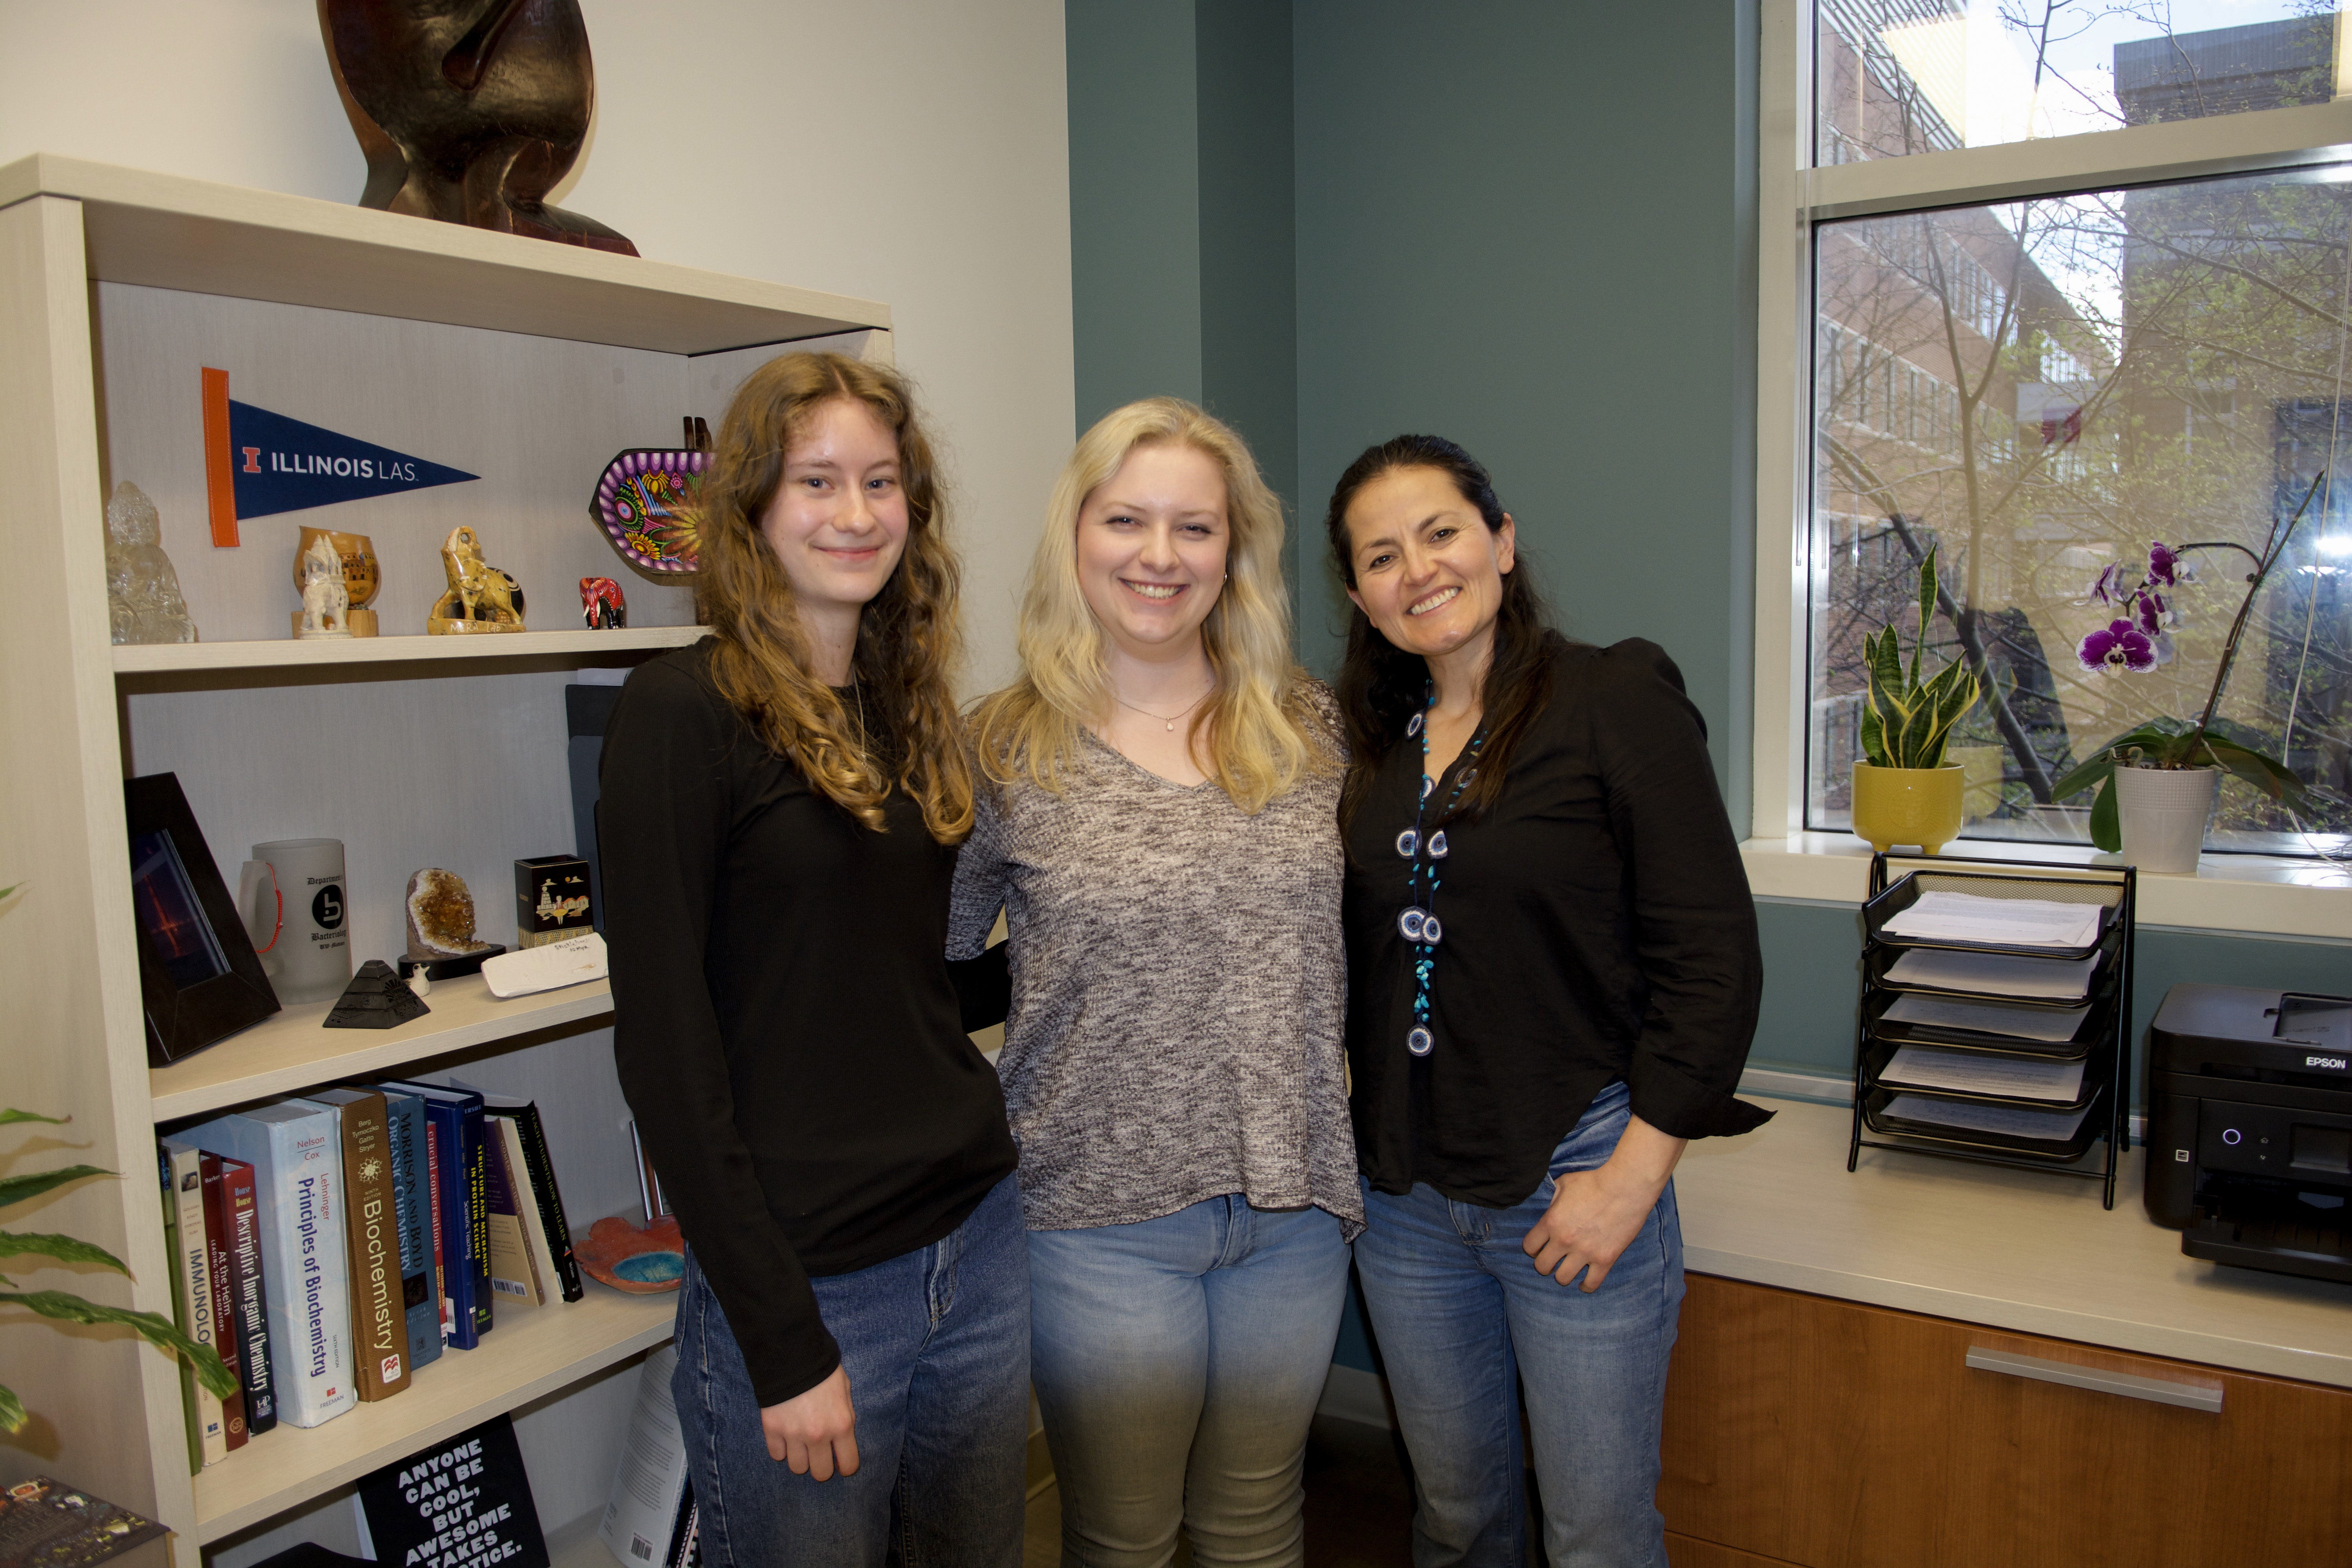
[113,626,708,677]
[150,975,615,1123]
[191,1287,675,1543]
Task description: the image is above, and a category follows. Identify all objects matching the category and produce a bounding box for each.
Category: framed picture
[125,773,279,1065]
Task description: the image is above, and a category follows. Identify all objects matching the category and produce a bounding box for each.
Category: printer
[2146,984,2352,1284]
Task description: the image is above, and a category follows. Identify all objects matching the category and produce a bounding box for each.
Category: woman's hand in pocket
[762,1364,860,1479]
[1523,1114,1686,1292]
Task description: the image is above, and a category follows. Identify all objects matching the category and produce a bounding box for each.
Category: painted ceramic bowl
[577,1213,685,1293]
[591,449,706,573]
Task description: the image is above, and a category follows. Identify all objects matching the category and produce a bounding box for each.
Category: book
[0,1476,167,1568]
[381,1090,445,1370]
[156,1147,200,1475]
[157,1140,225,1466]
[424,1118,451,1343]
[380,1082,492,1348]
[481,1116,547,1309]
[219,1154,277,1434]
[196,1152,250,1450]
[484,1100,582,1303]
[628,1122,670,1224]
[298,1088,414,1399]
[353,1415,549,1568]
[180,1102,358,1427]
[595,1347,686,1568]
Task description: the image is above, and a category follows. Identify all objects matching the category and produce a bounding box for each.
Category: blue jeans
[1027,1196,1350,1568]
[1352,1081,1684,1568]
[672,1174,1031,1568]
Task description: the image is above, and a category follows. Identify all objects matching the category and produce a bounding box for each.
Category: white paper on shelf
[1882,946,2100,1001]
[1882,993,2090,1044]
[1882,1044,2087,1102]
[1878,891,2100,949]
[597,1345,687,1568]
[1883,1093,2092,1141]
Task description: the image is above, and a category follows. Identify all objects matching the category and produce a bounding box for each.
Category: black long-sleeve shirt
[601,644,1017,1405]
[1344,639,1769,1209]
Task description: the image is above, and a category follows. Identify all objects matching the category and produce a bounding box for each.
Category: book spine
[223,1158,276,1434]
[463,1102,493,1339]
[426,1102,479,1350]
[425,1118,453,1345]
[513,1103,583,1302]
[382,1096,443,1370]
[275,1112,358,1426]
[483,1116,546,1308]
[160,1146,200,1475]
[338,1093,413,1399]
[197,1153,250,1450]
[167,1144,226,1465]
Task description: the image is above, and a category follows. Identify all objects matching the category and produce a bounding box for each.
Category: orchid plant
[2050,472,2322,853]
[1862,546,1983,771]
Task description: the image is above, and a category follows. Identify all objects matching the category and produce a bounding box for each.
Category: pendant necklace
[1111,682,1215,732]
[1396,685,1486,1057]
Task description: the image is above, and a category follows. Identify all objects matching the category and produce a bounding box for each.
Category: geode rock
[105,481,198,645]
[324,960,431,1029]
[406,868,503,959]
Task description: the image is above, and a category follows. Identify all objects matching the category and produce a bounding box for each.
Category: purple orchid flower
[2078,618,2156,673]
[2133,589,2167,635]
[2148,541,2180,586]
[2087,561,2123,604]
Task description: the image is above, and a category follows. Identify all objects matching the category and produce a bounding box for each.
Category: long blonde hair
[970,397,1331,814]
[697,351,973,841]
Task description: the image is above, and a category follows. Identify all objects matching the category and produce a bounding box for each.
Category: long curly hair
[696,351,973,842]
[970,397,1333,814]
[1324,433,1566,829]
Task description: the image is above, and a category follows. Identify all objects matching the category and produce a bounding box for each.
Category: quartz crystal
[104,481,197,645]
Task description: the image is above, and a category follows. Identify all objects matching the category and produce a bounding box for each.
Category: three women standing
[953,399,1359,1568]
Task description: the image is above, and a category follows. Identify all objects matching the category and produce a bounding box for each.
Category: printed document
[1881,1044,2087,1102]
[1882,993,2090,1044]
[1883,1093,2092,1142]
[1882,946,2100,1001]
[1878,891,2100,949]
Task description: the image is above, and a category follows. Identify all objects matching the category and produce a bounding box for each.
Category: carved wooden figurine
[297,532,353,639]
[318,0,636,255]
[426,525,527,634]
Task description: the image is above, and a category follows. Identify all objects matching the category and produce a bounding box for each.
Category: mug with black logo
[240,838,350,1004]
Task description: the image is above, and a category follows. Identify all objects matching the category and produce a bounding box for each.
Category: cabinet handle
[1965,1347,2222,1413]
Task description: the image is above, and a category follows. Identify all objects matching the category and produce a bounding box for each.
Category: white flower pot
[2112,764,2220,875]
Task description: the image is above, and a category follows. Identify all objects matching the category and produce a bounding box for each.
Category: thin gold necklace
[1111,683,1214,732]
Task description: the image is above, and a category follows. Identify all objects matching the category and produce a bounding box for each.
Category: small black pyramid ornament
[324,959,432,1029]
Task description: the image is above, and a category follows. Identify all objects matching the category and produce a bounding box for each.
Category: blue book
[378,1091,443,1370]
[378,1082,492,1348]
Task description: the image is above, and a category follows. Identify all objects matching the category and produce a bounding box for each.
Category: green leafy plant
[2,1099,235,1432]
[2050,473,2322,852]
[1862,546,1984,771]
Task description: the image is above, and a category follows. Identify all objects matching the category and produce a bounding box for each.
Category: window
[1784,2,2352,858]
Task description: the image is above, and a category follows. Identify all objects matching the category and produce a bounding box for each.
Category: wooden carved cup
[292,527,382,637]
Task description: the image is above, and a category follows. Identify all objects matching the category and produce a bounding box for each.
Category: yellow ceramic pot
[1851,762,1965,855]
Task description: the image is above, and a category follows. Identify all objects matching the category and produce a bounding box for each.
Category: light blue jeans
[672,1174,1031,1568]
[1352,1081,1684,1568]
[1027,1196,1351,1568]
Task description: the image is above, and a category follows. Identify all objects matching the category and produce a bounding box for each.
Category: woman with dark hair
[1325,436,1767,1568]
[601,351,1025,1568]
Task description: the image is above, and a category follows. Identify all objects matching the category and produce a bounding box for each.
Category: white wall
[0,0,1074,688]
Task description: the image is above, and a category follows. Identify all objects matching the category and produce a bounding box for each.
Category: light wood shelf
[113,625,708,677]
[151,974,613,1124]
[191,1287,675,1544]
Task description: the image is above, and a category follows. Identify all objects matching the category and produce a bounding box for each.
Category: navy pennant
[202,369,478,537]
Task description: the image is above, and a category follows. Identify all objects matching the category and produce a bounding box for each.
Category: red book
[425,1122,451,1343]
[196,1153,249,1451]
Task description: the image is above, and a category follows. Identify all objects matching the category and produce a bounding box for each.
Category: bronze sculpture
[319,0,636,255]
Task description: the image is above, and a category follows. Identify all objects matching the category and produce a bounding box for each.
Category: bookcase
[0,154,892,1563]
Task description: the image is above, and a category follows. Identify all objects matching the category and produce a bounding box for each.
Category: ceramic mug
[241,838,350,1003]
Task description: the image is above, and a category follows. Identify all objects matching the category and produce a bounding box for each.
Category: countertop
[1675,1096,2352,1388]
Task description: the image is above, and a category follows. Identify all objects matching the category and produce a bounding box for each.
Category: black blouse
[1343,638,1769,1209]
[601,644,1018,1406]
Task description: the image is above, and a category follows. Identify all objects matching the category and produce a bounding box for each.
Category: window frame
[1745,0,2352,936]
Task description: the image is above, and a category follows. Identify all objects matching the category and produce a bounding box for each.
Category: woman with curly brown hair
[602,351,1025,1568]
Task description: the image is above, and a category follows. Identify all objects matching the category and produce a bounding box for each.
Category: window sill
[1740,833,2352,940]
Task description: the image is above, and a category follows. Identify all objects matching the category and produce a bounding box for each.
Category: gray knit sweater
[947,702,1363,1238]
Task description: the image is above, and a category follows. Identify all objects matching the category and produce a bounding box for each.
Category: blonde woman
[603,352,1026,1568]
[951,399,1358,1568]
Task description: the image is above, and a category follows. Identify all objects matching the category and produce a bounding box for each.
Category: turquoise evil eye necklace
[1396,685,1487,1057]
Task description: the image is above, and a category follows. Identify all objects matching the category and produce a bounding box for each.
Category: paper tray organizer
[1847,855,2138,1207]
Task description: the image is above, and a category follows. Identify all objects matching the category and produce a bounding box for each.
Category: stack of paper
[1882,946,2100,1001]
[1879,890,2101,949]
[1883,1093,2092,1142]
[1881,1044,2087,1102]
[1882,993,2089,1044]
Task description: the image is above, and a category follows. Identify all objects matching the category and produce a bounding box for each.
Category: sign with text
[199,368,479,546]
[355,1416,547,1568]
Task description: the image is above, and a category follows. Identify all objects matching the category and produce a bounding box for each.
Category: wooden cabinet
[1660,1273,2352,1566]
